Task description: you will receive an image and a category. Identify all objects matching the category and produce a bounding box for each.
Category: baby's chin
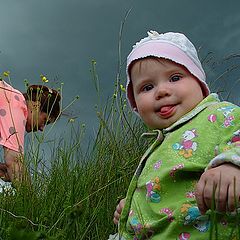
[149,120,177,130]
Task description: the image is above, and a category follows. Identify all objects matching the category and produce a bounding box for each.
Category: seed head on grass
[120,84,126,92]
[3,71,10,77]
[40,74,49,83]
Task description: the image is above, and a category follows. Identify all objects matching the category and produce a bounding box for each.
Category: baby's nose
[155,84,171,99]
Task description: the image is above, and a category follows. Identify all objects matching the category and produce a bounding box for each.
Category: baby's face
[130,58,204,129]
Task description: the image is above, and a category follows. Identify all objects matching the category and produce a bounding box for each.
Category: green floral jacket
[119,93,240,240]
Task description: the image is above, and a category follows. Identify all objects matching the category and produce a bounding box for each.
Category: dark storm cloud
[0,0,240,138]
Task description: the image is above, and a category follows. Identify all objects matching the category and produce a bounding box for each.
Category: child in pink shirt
[0,80,28,153]
[0,80,61,183]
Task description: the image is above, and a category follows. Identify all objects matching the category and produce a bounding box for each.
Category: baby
[113,31,240,239]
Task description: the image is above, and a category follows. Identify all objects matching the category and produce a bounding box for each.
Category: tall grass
[0,66,149,239]
[0,11,149,239]
[1,19,240,239]
[1,64,239,240]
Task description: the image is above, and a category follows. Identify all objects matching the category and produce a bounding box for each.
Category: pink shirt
[0,81,28,153]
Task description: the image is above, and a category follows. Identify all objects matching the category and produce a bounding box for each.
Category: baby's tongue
[160,106,172,113]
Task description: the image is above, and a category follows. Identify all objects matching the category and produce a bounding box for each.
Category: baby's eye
[142,84,154,92]
[170,75,181,82]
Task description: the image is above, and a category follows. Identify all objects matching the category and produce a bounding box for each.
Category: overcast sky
[1,0,240,142]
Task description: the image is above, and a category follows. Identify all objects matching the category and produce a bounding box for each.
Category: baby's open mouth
[158,105,176,118]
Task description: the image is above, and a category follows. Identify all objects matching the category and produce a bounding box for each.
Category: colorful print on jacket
[119,94,240,240]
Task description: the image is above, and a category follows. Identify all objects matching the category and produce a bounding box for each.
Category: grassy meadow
[0,70,149,239]
[1,41,240,239]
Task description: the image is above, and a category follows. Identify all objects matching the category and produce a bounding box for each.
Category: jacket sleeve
[206,103,240,170]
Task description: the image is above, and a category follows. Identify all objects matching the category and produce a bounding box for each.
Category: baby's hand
[113,198,126,225]
[195,163,240,214]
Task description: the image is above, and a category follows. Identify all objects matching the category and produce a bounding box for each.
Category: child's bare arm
[113,198,126,225]
[195,163,240,214]
[4,147,31,185]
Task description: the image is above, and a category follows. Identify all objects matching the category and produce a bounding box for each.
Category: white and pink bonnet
[126,30,210,110]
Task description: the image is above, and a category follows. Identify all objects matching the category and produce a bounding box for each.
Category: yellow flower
[40,74,49,83]
[120,84,126,92]
[3,71,10,77]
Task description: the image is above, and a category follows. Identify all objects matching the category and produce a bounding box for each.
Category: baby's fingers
[214,183,228,212]
[113,198,126,225]
[227,180,240,212]
[113,209,120,225]
[195,179,208,214]
[201,180,217,212]
[118,199,126,212]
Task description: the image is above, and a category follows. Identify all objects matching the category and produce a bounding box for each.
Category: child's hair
[23,85,61,122]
